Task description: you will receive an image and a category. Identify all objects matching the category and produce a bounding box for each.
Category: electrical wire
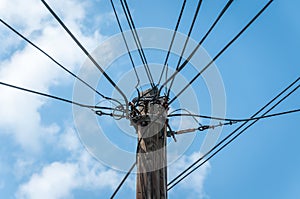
[110,0,141,91]
[122,0,154,87]
[169,108,202,126]
[0,19,123,108]
[168,108,300,135]
[158,0,234,96]
[167,0,203,97]
[167,77,300,190]
[2,0,289,196]
[110,162,136,199]
[168,0,273,105]
[0,81,116,111]
[41,0,129,116]
[120,0,155,87]
[157,0,187,86]
[167,74,297,183]
[168,83,300,190]
[168,109,300,122]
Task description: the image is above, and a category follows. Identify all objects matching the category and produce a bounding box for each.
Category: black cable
[157,0,187,86]
[169,108,201,126]
[168,0,273,105]
[119,0,149,86]
[120,0,155,87]
[122,0,154,86]
[168,109,300,122]
[40,0,129,116]
[110,0,141,91]
[168,83,300,190]
[169,108,300,134]
[0,81,115,111]
[167,77,300,190]
[0,19,124,108]
[167,0,203,97]
[110,162,136,199]
[168,76,299,185]
[165,64,169,95]
[159,0,234,96]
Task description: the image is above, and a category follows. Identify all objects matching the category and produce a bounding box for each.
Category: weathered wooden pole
[133,88,168,199]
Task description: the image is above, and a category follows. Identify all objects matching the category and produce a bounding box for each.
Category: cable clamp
[198,125,210,131]
[95,110,103,116]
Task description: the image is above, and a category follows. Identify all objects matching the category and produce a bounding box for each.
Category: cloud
[15,124,128,199]
[16,151,124,199]
[58,126,81,153]
[1,1,212,199]
[0,0,48,33]
[16,162,78,199]
[0,1,132,197]
[57,126,123,190]
[0,0,106,152]
[76,151,122,190]
[168,152,211,199]
[0,1,134,199]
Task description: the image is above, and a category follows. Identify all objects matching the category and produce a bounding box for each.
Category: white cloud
[16,150,124,199]
[16,162,78,199]
[168,152,211,199]
[1,1,121,196]
[58,126,81,153]
[76,151,122,190]
[0,0,48,33]
[15,124,126,199]
[57,126,123,190]
[1,1,212,199]
[0,0,106,152]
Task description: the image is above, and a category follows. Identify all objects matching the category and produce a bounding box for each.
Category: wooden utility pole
[132,88,168,199]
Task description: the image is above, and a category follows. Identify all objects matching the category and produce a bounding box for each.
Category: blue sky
[0,0,299,199]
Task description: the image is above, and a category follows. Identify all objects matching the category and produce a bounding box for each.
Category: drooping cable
[167,0,203,97]
[167,75,298,183]
[168,0,273,105]
[40,0,129,116]
[169,83,300,190]
[169,108,202,126]
[110,0,141,91]
[0,19,123,107]
[157,0,187,86]
[168,108,300,135]
[0,81,116,111]
[168,109,300,122]
[167,76,300,190]
[119,0,155,87]
[158,0,234,96]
